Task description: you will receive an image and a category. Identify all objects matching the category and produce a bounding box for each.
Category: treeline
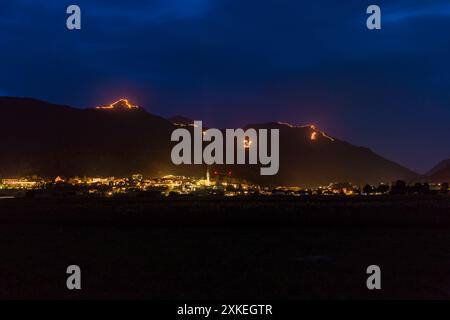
[363,181,449,195]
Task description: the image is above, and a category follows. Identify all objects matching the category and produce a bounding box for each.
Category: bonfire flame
[96,99,139,110]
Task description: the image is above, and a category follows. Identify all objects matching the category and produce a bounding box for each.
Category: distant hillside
[208,122,417,187]
[0,97,417,187]
[0,97,181,178]
[425,159,450,183]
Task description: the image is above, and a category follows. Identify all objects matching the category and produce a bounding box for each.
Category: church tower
[206,166,211,186]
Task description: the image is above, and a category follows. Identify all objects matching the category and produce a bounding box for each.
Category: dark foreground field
[0,196,450,299]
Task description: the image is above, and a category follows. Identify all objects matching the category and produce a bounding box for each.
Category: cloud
[385,2,450,22]
[81,0,212,24]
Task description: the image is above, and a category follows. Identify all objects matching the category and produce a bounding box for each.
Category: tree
[422,182,430,195]
[391,180,407,195]
[363,184,374,195]
[441,182,449,194]
[376,184,390,194]
[412,182,423,194]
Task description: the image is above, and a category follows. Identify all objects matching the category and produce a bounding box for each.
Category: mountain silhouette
[425,159,450,183]
[208,122,417,186]
[0,97,417,187]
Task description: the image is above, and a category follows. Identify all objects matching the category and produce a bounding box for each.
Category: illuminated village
[0,98,448,198]
[0,167,448,199]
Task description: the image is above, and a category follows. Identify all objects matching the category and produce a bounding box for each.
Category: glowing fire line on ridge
[96,99,139,110]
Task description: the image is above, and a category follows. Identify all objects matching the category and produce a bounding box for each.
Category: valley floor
[0,196,449,299]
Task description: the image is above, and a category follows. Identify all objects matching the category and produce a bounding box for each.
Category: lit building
[1,179,38,189]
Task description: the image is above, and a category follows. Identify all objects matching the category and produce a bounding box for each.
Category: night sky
[1,0,449,173]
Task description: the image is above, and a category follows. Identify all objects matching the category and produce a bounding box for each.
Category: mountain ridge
[0,97,418,187]
[424,159,450,183]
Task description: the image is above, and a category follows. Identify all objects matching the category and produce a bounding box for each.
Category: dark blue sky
[1,0,449,173]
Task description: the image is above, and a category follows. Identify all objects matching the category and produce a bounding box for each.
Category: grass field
[1,196,449,299]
